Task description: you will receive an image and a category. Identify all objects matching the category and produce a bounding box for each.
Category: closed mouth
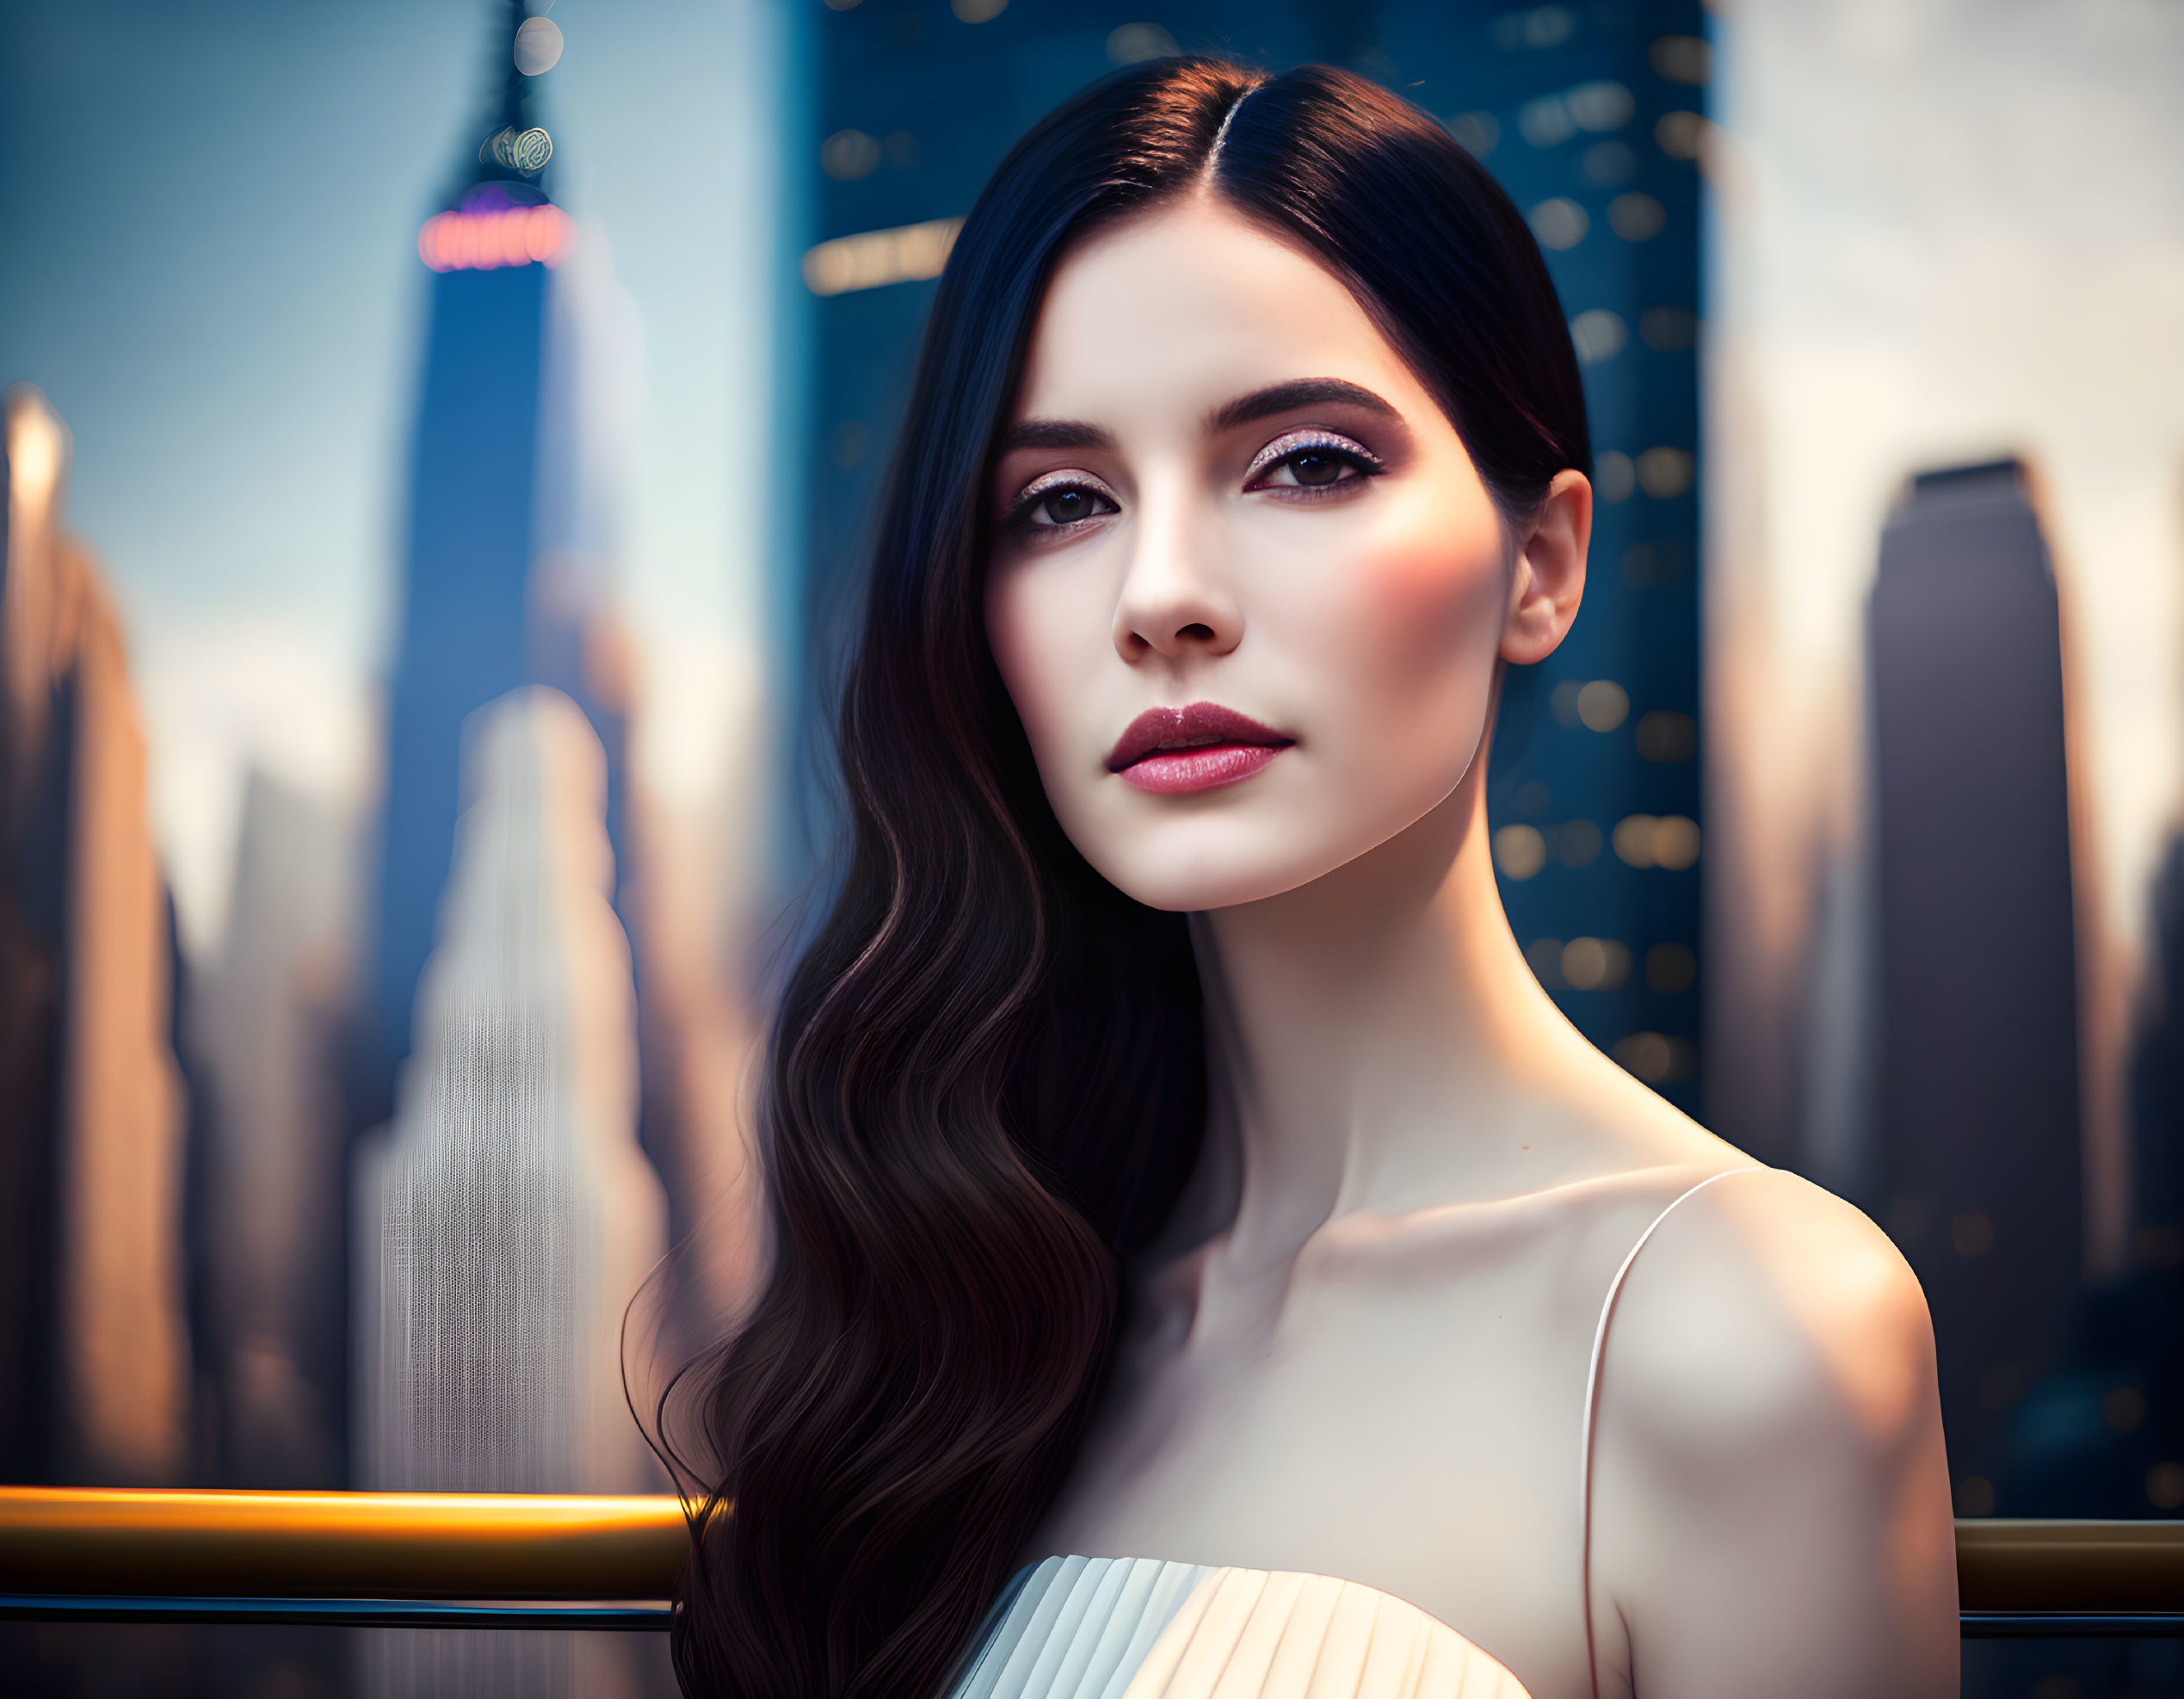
[1106,702,1294,789]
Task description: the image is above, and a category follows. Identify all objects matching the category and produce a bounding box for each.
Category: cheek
[985,562,1092,770]
[1315,528,1507,729]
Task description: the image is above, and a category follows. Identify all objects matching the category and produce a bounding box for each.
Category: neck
[1180,756,1589,1277]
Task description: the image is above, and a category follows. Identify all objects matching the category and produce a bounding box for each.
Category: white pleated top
[948,1169,1758,1699]
[950,1555,1533,1699]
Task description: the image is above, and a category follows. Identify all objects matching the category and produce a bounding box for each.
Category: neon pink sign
[418,205,573,273]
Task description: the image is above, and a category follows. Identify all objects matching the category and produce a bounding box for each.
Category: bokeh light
[1447,111,1499,158]
[1570,308,1627,365]
[822,128,881,182]
[1493,823,1548,880]
[1106,22,1177,64]
[512,16,563,76]
[1607,191,1666,241]
[416,204,573,273]
[1529,197,1589,250]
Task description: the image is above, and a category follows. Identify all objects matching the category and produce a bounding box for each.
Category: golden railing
[0,1489,686,1630]
[3,1490,2184,1636]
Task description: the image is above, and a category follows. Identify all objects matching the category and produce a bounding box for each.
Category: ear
[1501,468,1590,666]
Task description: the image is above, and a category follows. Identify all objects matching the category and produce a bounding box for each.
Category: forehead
[1012,196,1425,424]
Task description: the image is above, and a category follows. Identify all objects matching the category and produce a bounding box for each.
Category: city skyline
[4,0,2182,1490]
[0,0,783,962]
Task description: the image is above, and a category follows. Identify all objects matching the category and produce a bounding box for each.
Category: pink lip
[1107,702,1294,795]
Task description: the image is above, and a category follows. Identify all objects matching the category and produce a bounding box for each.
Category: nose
[1111,489,1241,663]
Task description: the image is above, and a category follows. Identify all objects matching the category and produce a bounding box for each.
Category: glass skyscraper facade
[797,0,1708,1113]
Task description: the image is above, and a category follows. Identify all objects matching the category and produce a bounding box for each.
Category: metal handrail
[3,1491,2184,1635]
[0,1488,686,1601]
[1956,1518,2184,1615]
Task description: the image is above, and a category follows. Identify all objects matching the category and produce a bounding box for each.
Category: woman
[669,58,1958,1699]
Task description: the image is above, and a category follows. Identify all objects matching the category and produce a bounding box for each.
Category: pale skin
[982,195,1958,1699]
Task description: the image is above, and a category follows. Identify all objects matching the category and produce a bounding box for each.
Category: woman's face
[984,195,1585,912]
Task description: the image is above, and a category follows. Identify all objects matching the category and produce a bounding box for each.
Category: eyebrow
[995,378,1401,460]
[996,417,1117,454]
[1206,378,1400,434]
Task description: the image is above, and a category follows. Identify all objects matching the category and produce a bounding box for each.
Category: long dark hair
[669,58,1589,1699]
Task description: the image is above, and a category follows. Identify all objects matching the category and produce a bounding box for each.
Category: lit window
[803,218,965,296]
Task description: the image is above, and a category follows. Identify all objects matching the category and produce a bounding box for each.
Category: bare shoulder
[1602,1165,1939,1467]
[1590,1166,1959,1697]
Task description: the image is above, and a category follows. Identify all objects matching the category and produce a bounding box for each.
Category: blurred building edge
[2112,831,2184,1509]
[628,774,768,1375]
[0,385,191,1486]
[2134,837,2184,1270]
[1869,458,2083,1508]
[188,770,356,1486]
[355,686,667,1697]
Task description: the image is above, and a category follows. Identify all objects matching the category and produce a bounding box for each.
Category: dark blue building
[362,1,626,1121]
[794,0,1707,1113]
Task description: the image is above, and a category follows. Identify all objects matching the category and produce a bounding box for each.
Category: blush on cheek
[1308,537,1506,811]
[1343,537,1505,684]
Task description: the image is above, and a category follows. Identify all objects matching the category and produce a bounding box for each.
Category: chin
[1070,814,1373,913]
[1060,758,1479,912]
[1102,857,1329,914]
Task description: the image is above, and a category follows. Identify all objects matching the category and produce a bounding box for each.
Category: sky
[0,0,784,952]
[1708,0,2184,1228]
[1718,0,2184,915]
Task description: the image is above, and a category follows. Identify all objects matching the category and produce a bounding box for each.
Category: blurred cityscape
[2,1,2182,1696]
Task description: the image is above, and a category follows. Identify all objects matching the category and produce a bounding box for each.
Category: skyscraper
[362,0,630,1131]
[191,769,355,1486]
[355,686,666,1699]
[794,0,1706,1111]
[0,385,191,1485]
[1869,458,2083,1510]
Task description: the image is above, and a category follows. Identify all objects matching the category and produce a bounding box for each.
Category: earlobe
[1500,468,1591,667]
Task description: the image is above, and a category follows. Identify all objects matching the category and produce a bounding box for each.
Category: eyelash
[1005,472,1121,533]
[1242,429,1385,496]
[1003,428,1386,533]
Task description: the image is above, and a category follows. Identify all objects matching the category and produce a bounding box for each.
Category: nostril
[1179,622,1215,641]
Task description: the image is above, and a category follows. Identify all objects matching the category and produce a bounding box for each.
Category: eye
[1011,473,1120,530]
[1273,449,1354,488]
[1243,429,1384,496]
[1034,485,1114,525]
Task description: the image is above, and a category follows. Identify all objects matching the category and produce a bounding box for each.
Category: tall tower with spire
[349,15,666,1692]
[362,0,631,1131]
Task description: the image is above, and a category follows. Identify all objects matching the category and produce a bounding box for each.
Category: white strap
[1579,1167,1761,1699]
